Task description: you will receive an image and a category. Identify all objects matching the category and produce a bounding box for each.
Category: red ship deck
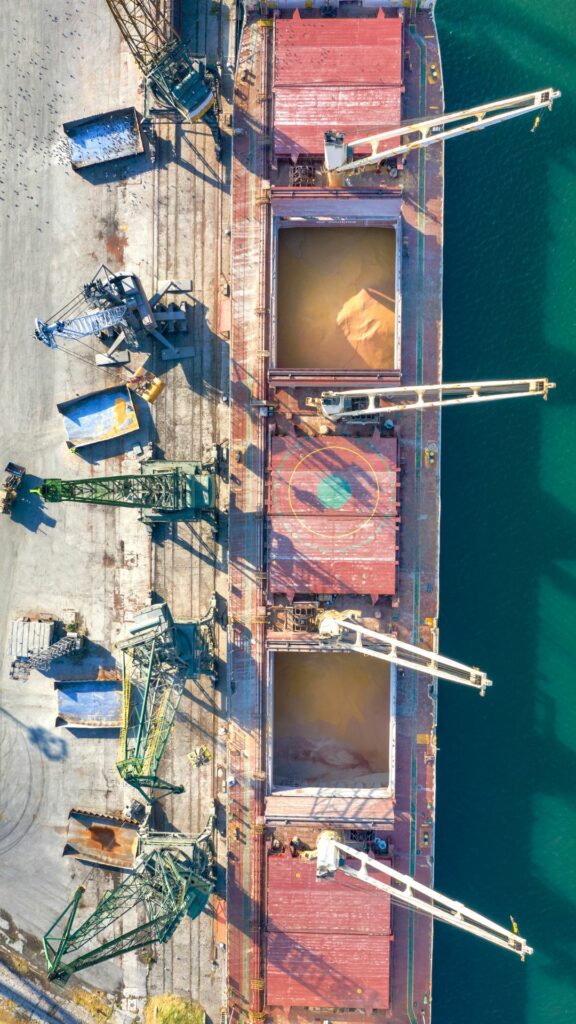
[268,435,399,598]
[273,10,403,160]
[266,853,392,1010]
[229,7,444,1023]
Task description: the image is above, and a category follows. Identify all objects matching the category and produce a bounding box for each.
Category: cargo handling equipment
[116,600,216,802]
[104,0,221,155]
[33,460,218,535]
[1,462,25,515]
[43,818,215,985]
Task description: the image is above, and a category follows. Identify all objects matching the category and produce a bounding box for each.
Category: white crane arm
[318,839,532,960]
[326,89,560,174]
[317,614,491,694]
[312,378,556,422]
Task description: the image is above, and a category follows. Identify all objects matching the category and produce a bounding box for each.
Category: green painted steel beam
[38,468,214,512]
[117,605,190,803]
[44,846,214,984]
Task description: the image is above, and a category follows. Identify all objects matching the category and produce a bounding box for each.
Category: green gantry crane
[36,460,217,535]
[117,600,216,802]
[44,833,214,984]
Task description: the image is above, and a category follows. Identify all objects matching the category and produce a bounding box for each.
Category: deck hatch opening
[276,226,397,371]
[272,651,391,790]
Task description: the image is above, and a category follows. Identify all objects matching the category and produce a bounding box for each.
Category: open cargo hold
[55,681,122,728]
[63,107,145,169]
[57,385,140,449]
[277,227,397,371]
[273,651,390,789]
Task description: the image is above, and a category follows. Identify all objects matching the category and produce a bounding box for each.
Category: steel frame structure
[104,0,220,148]
[34,306,128,349]
[41,470,196,509]
[104,0,174,74]
[44,843,214,983]
[117,605,189,802]
[314,378,556,422]
[38,462,217,531]
[318,839,532,959]
[325,89,561,174]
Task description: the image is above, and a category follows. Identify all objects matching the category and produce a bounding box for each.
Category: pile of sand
[277,226,396,370]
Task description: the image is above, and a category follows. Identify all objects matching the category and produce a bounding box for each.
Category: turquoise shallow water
[434,2,576,1021]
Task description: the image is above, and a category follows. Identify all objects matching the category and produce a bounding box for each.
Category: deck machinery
[38,460,217,533]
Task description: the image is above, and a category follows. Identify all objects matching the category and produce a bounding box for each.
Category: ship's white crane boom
[316,614,491,694]
[324,88,561,174]
[316,837,533,960]
[311,378,556,422]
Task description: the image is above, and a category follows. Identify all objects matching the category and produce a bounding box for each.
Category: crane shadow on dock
[0,707,68,763]
[10,474,57,534]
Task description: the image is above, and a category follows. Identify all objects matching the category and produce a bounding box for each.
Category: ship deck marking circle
[287,444,381,539]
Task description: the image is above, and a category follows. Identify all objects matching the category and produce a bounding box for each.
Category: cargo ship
[227,2,550,1020]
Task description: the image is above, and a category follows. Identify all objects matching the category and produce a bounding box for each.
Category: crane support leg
[317,840,533,960]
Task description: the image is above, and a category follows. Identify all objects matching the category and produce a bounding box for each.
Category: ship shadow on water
[435,2,576,1022]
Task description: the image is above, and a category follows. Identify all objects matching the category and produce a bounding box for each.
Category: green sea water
[433,2,576,1021]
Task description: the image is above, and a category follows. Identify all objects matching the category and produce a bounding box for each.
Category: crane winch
[268,612,491,695]
[117,600,216,802]
[324,88,560,177]
[315,834,532,960]
[311,378,556,423]
[104,0,221,154]
[43,824,214,984]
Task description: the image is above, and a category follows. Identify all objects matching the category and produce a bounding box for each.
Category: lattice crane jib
[104,0,220,148]
[37,463,217,530]
[104,0,173,74]
[43,845,214,984]
[117,608,188,801]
